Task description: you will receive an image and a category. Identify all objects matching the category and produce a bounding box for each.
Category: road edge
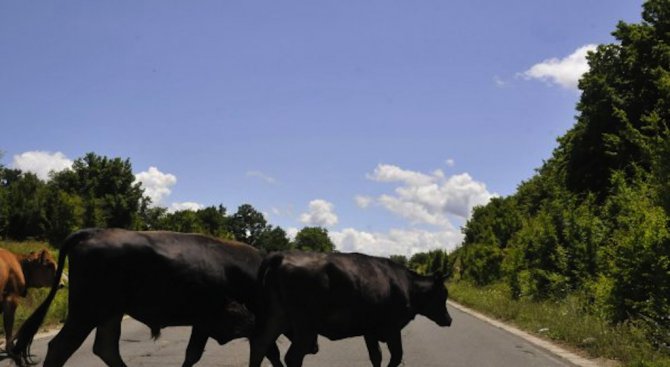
[447,300,606,367]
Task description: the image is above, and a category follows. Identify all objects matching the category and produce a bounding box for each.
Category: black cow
[9,228,283,367]
[249,251,452,367]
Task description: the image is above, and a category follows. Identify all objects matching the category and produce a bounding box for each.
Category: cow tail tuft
[151,327,161,340]
[9,229,95,367]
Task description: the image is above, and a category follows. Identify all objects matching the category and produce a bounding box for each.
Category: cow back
[260,251,416,340]
[66,229,263,326]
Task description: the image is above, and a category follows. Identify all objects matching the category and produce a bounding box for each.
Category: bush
[460,243,503,286]
[601,175,670,347]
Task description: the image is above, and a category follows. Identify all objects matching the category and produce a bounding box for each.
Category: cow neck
[408,272,434,315]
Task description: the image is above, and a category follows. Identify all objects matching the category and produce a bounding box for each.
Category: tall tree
[42,183,83,246]
[51,153,144,229]
[161,210,203,234]
[228,204,268,247]
[196,205,229,238]
[293,227,334,252]
[0,156,8,239]
[561,0,670,198]
[457,0,670,325]
[257,225,292,252]
[3,172,46,240]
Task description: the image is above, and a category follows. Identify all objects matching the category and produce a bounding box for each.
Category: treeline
[0,152,334,253]
[390,250,450,276]
[452,0,669,348]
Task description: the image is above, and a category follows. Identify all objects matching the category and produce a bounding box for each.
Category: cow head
[415,273,452,327]
[22,250,58,288]
[210,301,256,345]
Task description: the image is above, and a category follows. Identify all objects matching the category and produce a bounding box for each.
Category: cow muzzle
[438,313,453,327]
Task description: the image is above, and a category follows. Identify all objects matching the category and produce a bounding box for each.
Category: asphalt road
[10,306,577,366]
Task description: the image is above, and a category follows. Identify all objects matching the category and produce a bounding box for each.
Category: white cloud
[331,227,463,257]
[493,75,507,88]
[12,151,72,180]
[246,170,277,184]
[355,195,373,209]
[367,164,434,186]
[445,158,455,167]
[300,199,339,227]
[342,164,494,256]
[169,201,205,212]
[522,44,597,90]
[364,164,495,226]
[135,166,177,206]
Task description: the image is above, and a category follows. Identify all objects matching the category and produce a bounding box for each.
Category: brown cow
[0,248,57,349]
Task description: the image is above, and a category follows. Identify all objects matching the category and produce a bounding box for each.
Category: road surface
[11,306,576,366]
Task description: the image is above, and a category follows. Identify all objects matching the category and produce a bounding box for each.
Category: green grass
[0,241,68,338]
[448,281,670,367]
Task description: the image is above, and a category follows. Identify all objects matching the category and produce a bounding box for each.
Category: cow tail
[10,229,95,367]
[256,253,284,316]
[258,253,283,293]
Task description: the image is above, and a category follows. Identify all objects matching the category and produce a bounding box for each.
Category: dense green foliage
[0,152,334,253]
[453,0,670,353]
[293,226,335,252]
[390,249,450,276]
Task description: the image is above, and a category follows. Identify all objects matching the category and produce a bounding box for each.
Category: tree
[196,205,229,238]
[408,252,430,274]
[138,205,168,231]
[507,210,569,299]
[559,0,670,199]
[4,172,46,240]
[460,243,503,287]
[51,153,144,229]
[42,184,83,246]
[257,226,292,252]
[228,204,268,247]
[0,159,9,239]
[293,227,334,252]
[601,173,670,330]
[463,196,522,248]
[427,249,449,275]
[161,210,203,234]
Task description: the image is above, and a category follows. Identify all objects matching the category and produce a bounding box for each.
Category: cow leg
[264,342,284,367]
[43,319,95,367]
[386,330,403,367]
[2,298,17,349]
[284,333,316,367]
[249,316,285,367]
[93,315,127,367]
[364,335,382,367]
[182,327,208,367]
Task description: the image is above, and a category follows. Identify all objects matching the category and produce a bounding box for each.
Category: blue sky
[1,1,644,256]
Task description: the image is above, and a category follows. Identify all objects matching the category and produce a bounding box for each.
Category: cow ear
[432,272,449,284]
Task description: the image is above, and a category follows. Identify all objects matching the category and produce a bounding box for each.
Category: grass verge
[448,281,670,367]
